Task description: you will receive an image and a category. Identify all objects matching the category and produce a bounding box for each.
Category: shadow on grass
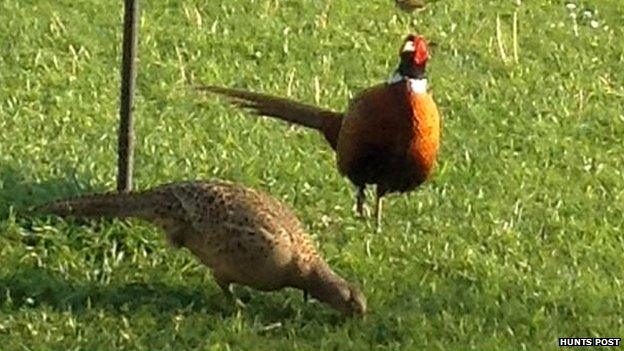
[0,266,233,317]
[0,267,347,324]
[0,164,94,219]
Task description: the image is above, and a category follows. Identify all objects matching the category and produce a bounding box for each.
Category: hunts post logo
[558,338,621,347]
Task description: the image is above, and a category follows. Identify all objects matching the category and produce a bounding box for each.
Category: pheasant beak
[401,39,417,53]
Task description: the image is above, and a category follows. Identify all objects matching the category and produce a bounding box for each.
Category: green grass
[1,0,623,349]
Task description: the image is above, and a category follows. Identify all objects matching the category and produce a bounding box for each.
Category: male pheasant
[200,34,441,228]
[36,181,366,316]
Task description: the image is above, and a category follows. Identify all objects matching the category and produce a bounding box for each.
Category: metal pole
[117,0,138,192]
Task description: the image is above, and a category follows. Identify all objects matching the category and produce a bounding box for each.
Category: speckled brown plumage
[36,180,366,316]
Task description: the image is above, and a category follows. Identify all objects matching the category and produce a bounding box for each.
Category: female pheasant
[36,181,366,316]
[200,34,441,228]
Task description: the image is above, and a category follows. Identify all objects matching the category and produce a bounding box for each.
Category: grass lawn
[1,0,623,349]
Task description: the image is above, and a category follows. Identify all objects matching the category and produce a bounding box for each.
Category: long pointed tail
[35,190,158,220]
[198,85,344,149]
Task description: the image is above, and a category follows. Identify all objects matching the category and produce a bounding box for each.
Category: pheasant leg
[356,187,366,218]
[375,188,384,232]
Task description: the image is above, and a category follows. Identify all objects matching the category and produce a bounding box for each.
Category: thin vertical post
[117,0,138,192]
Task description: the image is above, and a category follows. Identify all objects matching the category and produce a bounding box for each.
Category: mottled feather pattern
[37,180,366,315]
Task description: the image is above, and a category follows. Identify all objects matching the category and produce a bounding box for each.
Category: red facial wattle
[413,36,428,66]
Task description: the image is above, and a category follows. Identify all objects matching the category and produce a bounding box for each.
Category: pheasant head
[395,34,429,80]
